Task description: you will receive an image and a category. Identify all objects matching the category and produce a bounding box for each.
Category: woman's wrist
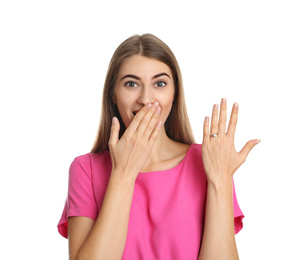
[110,168,137,188]
[206,175,233,193]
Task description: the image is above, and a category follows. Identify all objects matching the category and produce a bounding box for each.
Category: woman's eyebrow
[120,74,140,81]
[120,72,170,81]
[152,72,170,79]
[152,73,170,79]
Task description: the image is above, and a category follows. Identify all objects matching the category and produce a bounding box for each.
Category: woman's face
[113,55,175,128]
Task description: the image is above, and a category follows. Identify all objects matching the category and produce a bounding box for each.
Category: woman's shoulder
[186,143,202,156]
[165,142,203,169]
[69,150,111,176]
[189,143,202,150]
[169,142,202,159]
[72,150,110,162]
[181,143,204,169]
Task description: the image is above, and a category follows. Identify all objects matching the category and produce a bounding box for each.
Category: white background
[1,0,307,259]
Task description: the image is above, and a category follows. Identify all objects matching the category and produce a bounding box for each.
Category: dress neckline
[139,143,195,174]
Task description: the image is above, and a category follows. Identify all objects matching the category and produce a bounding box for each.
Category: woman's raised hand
[202,98,260,185]
[108,102,162,181]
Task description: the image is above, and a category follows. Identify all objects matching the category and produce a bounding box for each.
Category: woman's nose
[137,88,155,105]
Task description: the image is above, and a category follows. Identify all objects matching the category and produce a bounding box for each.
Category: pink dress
[58,143,244,259]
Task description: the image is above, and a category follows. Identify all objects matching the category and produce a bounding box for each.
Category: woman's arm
[198,179,238,259]
[68,171,135,260]
[198,99,259,259]
[68,103,162,260]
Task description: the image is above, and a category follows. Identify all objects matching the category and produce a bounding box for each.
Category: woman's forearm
[198,178,239,260]
[76,170,136,260]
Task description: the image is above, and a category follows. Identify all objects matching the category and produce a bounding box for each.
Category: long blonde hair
[91,34,195,153]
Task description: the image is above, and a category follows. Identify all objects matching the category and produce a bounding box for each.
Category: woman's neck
[150,127,172,157]
[141,127,186,171]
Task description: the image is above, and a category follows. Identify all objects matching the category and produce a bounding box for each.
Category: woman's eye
[155,81,166,87]
[125,81,138,87]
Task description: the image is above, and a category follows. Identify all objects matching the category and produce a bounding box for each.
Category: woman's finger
[148,120,163,146]
[239,139,260,162]
[109,117,120,148]
[210,104,219,136]
[227,103,239,138]
[218,98,227,134]
[144,105,161,140]
[124,103,152,136]
[135,101,160,135]
[203,116,210,144]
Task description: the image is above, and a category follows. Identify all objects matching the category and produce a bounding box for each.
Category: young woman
[58,34,260,260]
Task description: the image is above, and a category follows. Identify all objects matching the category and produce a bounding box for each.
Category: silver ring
[211,133,218,138]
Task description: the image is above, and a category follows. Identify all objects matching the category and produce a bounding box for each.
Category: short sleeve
[57,154,98,238]
[232,179,244,234]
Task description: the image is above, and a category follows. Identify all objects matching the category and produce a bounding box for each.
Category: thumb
[239,139,260,162]
[109,117,120,147]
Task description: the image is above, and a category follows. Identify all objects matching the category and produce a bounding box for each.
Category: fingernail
[214,104,218,110]
[153,101,159,107]
[255,139,261,144]
[234,103,239,109]
[112,117,117,125]
[222,98,226,103]
[147,103,152,108]
[156,107,161,114]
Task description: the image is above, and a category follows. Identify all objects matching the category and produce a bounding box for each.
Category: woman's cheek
[162,103,173,122]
